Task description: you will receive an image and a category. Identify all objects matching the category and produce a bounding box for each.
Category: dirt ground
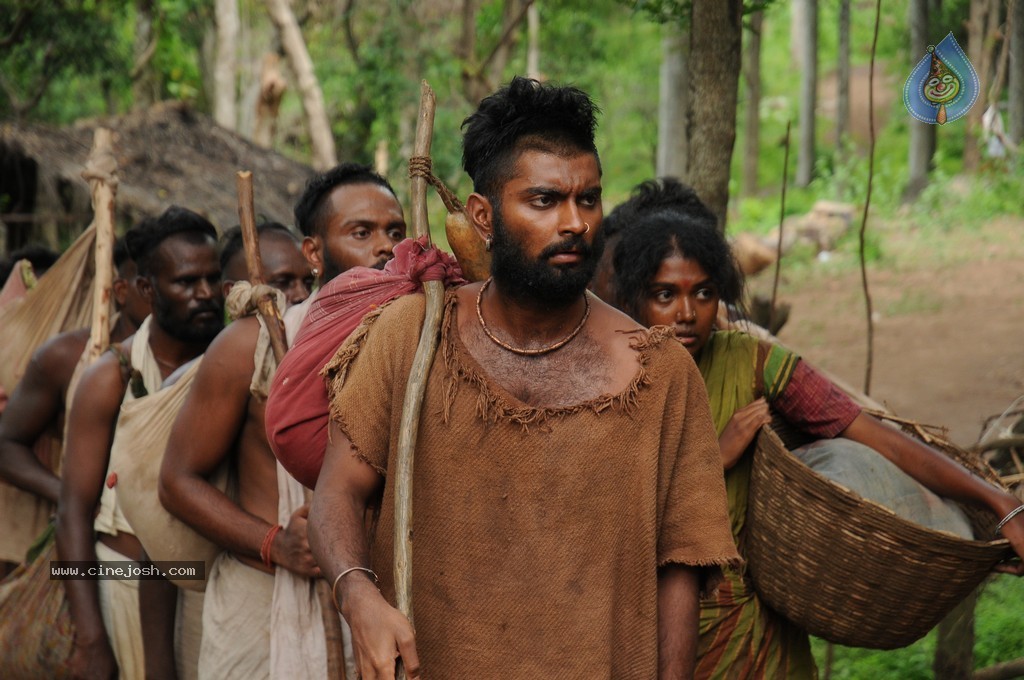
[748,215,1024,448]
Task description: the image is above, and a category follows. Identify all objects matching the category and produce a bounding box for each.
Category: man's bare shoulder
[70,347,130,415]
[189,316,260,394]
[206,316,260,362]
[31,327,90,383]
[588,296,647,353]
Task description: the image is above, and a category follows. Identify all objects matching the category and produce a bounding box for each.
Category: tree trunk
[906,0,937,201]
[132,0,159,109]
[742,10,763,196]
[688,0,742,232]
[461,0,531,104]
[964,0,1001,171]
[526,2,540,80]
[796,0,817,187]
[253,53,287,148]
[264,0,338,170]
[836,0,850,148]
[657,28,690,180]
[933,589,977,680]
[790,0,808,69]
[213,0,239,130]
[1010,0,1024,144]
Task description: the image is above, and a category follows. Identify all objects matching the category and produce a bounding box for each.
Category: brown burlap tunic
[325,291,739,678]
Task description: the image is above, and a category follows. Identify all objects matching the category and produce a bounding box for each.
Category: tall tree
[742,9,764,196]
[132,0,160,109]
[1009,0,1024,145]
[656,27,690,179]
[526,1,540,79]
[458,0,534,105]
[795,0,817,187]
[253,53,286,147]
[905,0,936,201]
[265,0,337,170]
[836,0,850,149]
[964,0,1001,171]
[688,0,742,231]
[213,0,239,130]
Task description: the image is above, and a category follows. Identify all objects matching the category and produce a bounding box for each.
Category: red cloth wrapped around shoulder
[265,236,465,488]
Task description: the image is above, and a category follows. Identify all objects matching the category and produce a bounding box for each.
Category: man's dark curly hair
[612,209,744,324]
[125,207,218,278]
[602,177,715,239]
[293,163,396,238]
[461,76,601,198]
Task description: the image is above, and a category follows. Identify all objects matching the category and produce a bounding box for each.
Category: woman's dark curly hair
[611,209,744,324]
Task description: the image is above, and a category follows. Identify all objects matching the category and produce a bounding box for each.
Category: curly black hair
[124,207,218,278]
[612,209,744,324]
[602,177,715,239]
[293,163,396,238]
[461,76,601,198]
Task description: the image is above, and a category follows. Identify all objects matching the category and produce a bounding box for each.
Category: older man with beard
[308,77,740,680]
[57,207,224,680]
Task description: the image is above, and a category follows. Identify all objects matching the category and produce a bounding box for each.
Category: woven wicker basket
[745,424,1013,650]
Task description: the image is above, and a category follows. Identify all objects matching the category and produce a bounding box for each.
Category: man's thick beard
[489,212,604,308]
[154,299,224,344]
[320,254,388,286]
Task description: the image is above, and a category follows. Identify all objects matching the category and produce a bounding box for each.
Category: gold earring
[485,235,493,252]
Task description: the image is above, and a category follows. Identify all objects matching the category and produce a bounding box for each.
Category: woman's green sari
[693,331,816,680]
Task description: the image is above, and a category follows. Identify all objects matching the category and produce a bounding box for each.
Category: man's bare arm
[158,318,315,576]
[657,564,701,680]
[0,331,86,503]
[55,352,125,679]
[309,420,420,680]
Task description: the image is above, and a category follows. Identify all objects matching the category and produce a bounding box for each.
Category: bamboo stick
[81,128,118,363]
[235,170,346,679]
[235,171,288,363]
[394,80,443,680]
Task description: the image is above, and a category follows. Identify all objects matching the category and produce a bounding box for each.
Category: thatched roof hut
[0,102,315,254]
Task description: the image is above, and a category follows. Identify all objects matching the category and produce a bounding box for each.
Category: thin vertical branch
[860,0,882,395]
[394,80,441,679]
[769,120,791,333]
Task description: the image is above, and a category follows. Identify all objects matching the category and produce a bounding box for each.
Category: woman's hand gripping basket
[745,423,1014,650]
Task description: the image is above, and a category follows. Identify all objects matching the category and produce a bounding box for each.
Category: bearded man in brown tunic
[308,76,740,680]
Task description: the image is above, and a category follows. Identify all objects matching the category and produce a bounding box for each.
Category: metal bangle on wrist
[330,566,380,612]
[995,504,1024,535]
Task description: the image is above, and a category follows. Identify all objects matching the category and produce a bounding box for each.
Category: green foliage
[0,0,130,120]
[150,0,208,105]
[810,576,1024,677]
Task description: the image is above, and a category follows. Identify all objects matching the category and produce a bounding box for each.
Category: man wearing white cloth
[159,167,406,678]
[57,208,223,680]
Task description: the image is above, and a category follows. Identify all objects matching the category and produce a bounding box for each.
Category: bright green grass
[810,575,1024,678]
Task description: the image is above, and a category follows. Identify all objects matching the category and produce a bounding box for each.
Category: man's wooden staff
[394,80,443,679]
[82,128,118,363]
[235,171,347,679]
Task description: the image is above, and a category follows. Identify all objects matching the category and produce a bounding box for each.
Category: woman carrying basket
[602,182,1024,679]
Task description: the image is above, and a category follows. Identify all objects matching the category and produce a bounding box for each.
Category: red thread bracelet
[259,524,283,568]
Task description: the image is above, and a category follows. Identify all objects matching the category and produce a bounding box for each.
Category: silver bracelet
[996,504,1024,535]
[331,566,380,612]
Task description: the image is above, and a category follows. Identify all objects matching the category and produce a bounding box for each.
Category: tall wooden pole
[394,80,442,680]
[82,128,118,363]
